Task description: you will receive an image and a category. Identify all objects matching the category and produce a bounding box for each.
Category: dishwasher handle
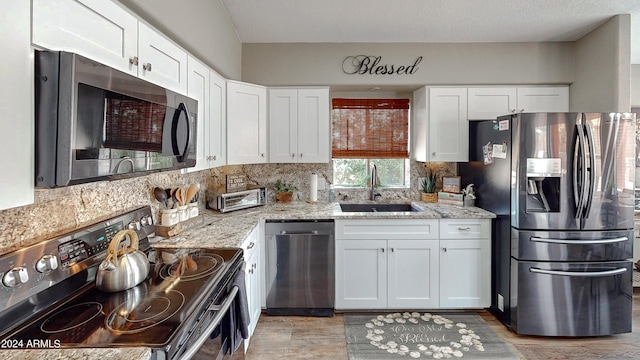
[279,230,319,235]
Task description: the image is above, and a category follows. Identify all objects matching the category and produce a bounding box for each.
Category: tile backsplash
[0,160,456,254]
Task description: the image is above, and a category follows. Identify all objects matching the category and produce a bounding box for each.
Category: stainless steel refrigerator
[459,112,636,336]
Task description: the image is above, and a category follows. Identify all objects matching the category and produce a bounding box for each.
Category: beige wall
[632,65,640,106]
[571,15,631,112]
[118,0,242,80]
[242,42,575,89]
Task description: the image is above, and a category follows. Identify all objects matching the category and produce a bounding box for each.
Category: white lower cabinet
[242,225,262,352]
[336,218,491,310]
[335,219,439,309]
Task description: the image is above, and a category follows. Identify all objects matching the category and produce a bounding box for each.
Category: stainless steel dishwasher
[265,220,335,316]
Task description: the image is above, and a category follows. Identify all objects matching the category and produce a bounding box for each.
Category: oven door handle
[530,267,628,277]
[180,285,239,360]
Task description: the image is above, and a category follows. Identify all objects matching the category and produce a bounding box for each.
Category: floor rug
[344,312,519,359]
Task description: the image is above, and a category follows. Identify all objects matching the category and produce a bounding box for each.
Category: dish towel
[229,261,250,354]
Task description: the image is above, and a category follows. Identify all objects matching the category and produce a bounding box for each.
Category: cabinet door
[269,89,298,163]
[516,87,569,113]
[1,0,34,210]
[467,87,517,120]
[186,56,210,172]
[387,240,439,309]
[297,88,330,163]
[32,0,138,76]
[208,70,227,168]
[428,88,468,162]
[335,240,387,309]
[138,22,188,94]
[439,239,491,308]
[227,81,268,164]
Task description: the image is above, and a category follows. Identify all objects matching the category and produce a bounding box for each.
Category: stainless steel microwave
[35,51,197,187]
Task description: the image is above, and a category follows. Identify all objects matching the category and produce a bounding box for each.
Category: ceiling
[221,0,640,64]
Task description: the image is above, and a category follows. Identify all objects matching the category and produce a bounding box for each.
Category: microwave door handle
[171,103,191,163]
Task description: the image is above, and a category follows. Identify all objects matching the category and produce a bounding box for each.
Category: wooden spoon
[186,184,198,204]
[175,187,183,206]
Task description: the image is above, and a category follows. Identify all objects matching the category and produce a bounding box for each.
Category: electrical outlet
[418,177,426,188]
[317,176,326,190]
[497,294,504,312]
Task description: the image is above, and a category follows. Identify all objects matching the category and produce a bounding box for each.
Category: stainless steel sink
[339,203,417,212]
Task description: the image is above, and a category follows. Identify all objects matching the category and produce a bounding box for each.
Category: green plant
[272,179,298,193]
[421,170,437,193]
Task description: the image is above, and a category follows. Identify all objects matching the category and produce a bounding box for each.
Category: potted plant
[273,179,298,203]
[420,170,438,203]
[462,184,476,207]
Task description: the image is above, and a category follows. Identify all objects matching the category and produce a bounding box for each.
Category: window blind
[332,98,409,158]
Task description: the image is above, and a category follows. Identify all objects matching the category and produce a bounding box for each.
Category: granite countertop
[152,200,496,249]
[11,201,493,359]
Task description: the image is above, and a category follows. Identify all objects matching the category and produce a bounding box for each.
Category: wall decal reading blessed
[342,55,422,75]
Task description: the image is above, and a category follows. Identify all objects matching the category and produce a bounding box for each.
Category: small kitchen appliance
[207,187,267,213]
[0,206,244,359]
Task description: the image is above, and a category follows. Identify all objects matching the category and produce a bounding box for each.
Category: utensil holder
[160,208,179,226]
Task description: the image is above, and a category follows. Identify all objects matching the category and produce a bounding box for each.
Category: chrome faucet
[370,164,378,201]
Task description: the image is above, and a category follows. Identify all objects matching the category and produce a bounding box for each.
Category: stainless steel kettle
[96,229,150,292]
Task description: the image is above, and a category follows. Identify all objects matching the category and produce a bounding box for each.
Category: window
[332,98,410,188]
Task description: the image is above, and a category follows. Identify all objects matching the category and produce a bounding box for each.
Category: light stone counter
[8,201,493,359]
[152,201,496,249]
[2,348,152,360]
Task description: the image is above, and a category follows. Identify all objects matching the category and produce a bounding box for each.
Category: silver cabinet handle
[261,153,265,157]
[530,236,628,245]
[432,152,436,156]
[143,62,152,71]
[292,153,295,158]
[213,155,217,160]
[247,242,255,249]
[129,56,138,65]
[279,230,318,235]
[381,248,385,253]
[457,227,471,231]
[391,248,394,252]
[300,153,303,158]
[530,267,627,277]
[442,247,447,252]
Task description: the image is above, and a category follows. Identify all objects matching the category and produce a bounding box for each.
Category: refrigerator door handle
[573,124,587,219]
[530,267,627,277]
[583,123,596,219]
[530,236,629,245]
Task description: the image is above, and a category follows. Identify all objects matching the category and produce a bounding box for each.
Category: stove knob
[140,215,153,227]
[3,267,29,287]
[35,255,59,273]
[128,221,141,231]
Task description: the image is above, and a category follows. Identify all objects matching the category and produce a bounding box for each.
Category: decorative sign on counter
[226,174,248,192]
[342,55,422,75]
[442,176,461,193]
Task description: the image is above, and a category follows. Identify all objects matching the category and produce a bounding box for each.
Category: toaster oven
[207,187,267,213]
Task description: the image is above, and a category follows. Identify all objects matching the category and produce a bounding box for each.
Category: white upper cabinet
[208,70,227,168]
[467,88,517,120]
[269,87,330,163]
[1,0,34,210]
[186,56,210,173]
[468,86,569,120]
[516,86,569,113]
[413,87,468,162]
[137,22,188,94]
[33,0,188,94]
[227,81,268,165]
[186,58,227,172]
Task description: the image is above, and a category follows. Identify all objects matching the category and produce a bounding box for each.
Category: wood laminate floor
[233,288,640,360]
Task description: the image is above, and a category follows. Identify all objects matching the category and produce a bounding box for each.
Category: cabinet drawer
[336,219,438,240]
[439,219,490,239]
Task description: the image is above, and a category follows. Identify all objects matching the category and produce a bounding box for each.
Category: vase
[464,198,475,207]
[421,193,437,203]
[276,192,293,203]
